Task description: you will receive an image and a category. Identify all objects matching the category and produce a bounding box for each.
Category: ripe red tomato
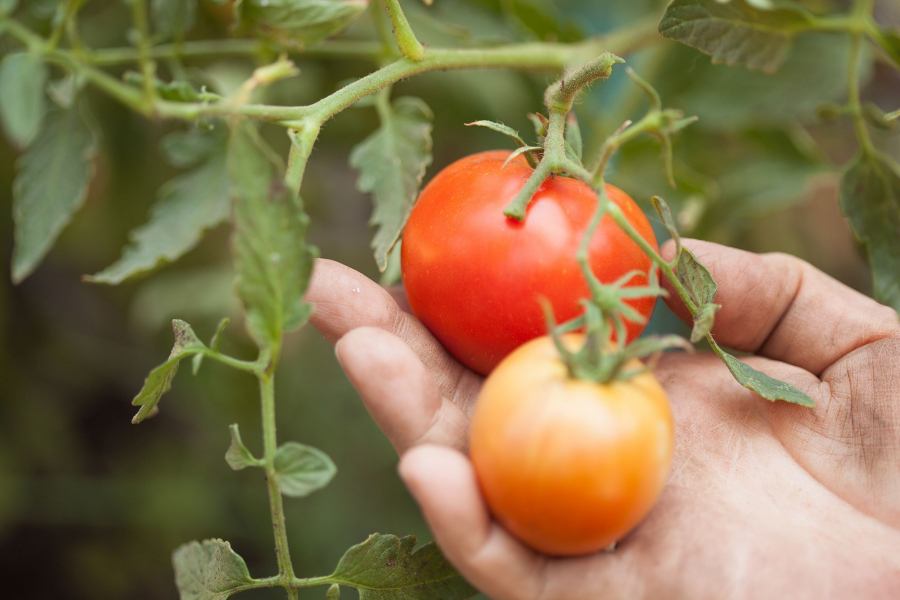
[401,150,659,375]
[469,335,674,556]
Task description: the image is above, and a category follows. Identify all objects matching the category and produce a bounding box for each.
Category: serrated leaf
[12,105,97,284]
[272,442,336,497]
[465,120,527,147]
[152,0,197,39]
[839,151,900,314]
[87,147,229,285]
[328,534,476,600]
[564,113,582,163]
[132,320,205,424]
[350,96,433,271]
[710,339,815,407]
[172,539,254,600]
[0,52,48,148]
[229,122,318,348]
[677,247,717,307]
[225,424,262,470]
[659,0,813,73]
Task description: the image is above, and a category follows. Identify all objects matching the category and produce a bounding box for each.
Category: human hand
[306,240,900,600]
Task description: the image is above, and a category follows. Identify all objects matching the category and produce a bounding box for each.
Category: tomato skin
[469,335,674,556]
[401,150,658,376]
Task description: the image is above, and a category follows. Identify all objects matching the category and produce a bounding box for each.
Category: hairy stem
[383,0,424,60]
[259,365,298,598]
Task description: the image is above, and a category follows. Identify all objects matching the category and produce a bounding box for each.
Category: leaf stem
[382,0,424,61]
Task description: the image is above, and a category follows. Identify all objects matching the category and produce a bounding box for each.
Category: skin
[306,239,900,600]
[470,337,674,556]
[402,150,657,375]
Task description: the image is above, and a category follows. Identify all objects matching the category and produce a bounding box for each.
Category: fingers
[399,445,547,600]
[336,328,469,454]
[662,240,900,375]
[307,259,482,412]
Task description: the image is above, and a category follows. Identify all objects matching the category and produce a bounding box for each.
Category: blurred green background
[1,0,897,598]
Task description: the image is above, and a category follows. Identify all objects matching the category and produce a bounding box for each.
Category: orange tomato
[469,335,674,556]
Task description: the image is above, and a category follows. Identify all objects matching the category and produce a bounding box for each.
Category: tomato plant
[1,0,899,598]
[470,335,674,556]
[402,150,658,375]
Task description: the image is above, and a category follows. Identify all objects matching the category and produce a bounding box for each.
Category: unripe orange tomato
[401,150,658,376]
[469,335,674,556]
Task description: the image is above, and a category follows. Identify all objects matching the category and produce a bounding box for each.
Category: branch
[383,0,424,61]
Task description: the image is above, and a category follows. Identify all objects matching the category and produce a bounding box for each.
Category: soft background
[1,0,898,598]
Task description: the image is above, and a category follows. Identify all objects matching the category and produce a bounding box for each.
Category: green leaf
[667,33,866,129]
[350,96,433,271]
[677,247,717,307]
[86,145,229,285]
[237,0,369,49]
[658,0,813,73]
[125,72,203,103]
[132,320,205,424]
[0,52,48,148]
[328,534,477,600]
[839,151,900,314]
[465,120,528,147]
[12,105,97,284]
[273,442,337,497]
[886,109,900,122]
[172,539,254,600]
[229,122,318,348]
[326,584,341,600]
[225,424,263,470]
[564,113,582,163]
[710,339,815,407]
[152,0,197,39]
[872,28,900,69]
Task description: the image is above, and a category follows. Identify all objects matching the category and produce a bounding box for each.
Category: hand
[306,240,900,600]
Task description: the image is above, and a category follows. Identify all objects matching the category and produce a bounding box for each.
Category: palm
[307,240,900,600]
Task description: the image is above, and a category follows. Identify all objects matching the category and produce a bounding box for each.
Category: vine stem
[259,364,298,599]
[0,16,661,126]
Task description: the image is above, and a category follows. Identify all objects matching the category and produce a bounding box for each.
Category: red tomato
[469,335,674,556]
[401,150,659,375]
